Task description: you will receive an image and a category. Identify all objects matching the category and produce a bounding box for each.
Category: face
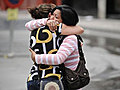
[49,9,62,23]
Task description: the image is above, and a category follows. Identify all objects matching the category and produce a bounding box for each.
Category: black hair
[51,5,79,26]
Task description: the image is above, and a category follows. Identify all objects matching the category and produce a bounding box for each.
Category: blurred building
[62,0,120,19]
[0,0,120,19]
[73,0,120,19]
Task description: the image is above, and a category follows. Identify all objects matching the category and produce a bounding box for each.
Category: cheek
[50,15,54,20]
[55,17,62,23]
[60,19,62,23]
[58,15,62,23]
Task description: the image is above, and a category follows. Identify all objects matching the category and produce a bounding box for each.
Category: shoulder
[64,35,77,41]
[63,35,77,44]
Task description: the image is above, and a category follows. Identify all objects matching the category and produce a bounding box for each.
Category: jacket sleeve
[35,35,77,65]
[25,18,48,31]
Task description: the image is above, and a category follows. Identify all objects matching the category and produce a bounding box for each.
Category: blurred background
[0,0,120,90]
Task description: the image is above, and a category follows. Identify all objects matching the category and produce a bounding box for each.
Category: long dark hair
[51,5,79,26]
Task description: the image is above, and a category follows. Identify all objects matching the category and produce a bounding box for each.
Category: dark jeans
[27,80,40,90]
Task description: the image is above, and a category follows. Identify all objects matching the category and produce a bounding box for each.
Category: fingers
[29,48,32,53]
[29,48,36,62]
[29,48,35,54]
[47,20,58,31]
[51,22,57,31]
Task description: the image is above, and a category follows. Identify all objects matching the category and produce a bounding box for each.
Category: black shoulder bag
[59,35,90,89]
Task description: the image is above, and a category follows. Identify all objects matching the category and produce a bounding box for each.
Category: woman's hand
[29,48,36,62]
[47,20,59,31]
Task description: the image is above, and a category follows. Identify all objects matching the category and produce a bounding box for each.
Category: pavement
[0,10,120,90]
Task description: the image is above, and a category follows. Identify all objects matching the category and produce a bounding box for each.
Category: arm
[29,35,77,65]
[25,19,84,35]
[61,24,84,35]
[25,18,48,31]
[46,20,84,35]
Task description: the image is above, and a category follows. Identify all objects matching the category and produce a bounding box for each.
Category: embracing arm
[25,19,84,35]
[46,20,84,35]
[36,35,77,65]
[61,24,84,35]
[25,18,48,31]
[29,35,77,65]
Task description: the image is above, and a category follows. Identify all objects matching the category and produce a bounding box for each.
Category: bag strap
[75,35,85,61]
[75,35,86,71]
